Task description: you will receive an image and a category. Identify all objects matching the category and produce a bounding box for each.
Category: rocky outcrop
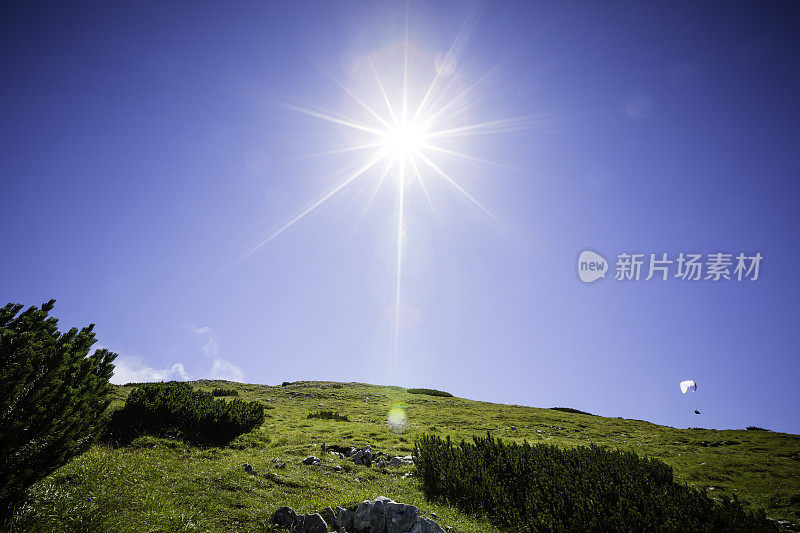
[389,456,413,467]
[346,497,444,533]
[272,497,445,533]
[335,506,355,532]
[272,508,328,533]
[294,513,328,533]
[272,506,298,528]
[351,445,373,467]
[315,443,414,469]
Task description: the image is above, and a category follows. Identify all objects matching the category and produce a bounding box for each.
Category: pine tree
[0,300,116,521]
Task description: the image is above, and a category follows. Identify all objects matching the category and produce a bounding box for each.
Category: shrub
[746,426,769,431]
[407,388,453,397]
[212,388,239,397]
[0,300,116,520]
[105,382,264,446]
[414,433,777,532]
[307,411,349,421]
[549,406,595,416]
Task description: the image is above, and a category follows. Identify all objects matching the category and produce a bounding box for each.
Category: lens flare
[387,402,408,430]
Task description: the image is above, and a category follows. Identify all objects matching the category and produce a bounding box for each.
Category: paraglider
[680,380,700,415]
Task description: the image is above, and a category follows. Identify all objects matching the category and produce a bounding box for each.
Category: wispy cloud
[209,358,244,382]
[111,356,190,385]
[187,323,245,381]
[105,324,246,385]
[188,323,219,356]
[190,325,210,335]
[202,337,219,356]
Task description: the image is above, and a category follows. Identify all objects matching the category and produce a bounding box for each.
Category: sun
[232,16,534,375]
[380,119,428,160]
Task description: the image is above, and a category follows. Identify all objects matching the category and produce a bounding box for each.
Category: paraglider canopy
[680,380,697,394]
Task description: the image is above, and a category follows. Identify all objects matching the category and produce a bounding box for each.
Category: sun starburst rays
[233,26,531,376]
[279,60,512,228]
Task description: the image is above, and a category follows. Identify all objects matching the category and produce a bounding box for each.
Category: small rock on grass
[272,506,297,528]
[293,513,327,533]
[320,506,336,525]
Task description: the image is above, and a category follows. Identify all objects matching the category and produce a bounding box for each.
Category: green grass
[6,379,799,532]
[212,388,239,397]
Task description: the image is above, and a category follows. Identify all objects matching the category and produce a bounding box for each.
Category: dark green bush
[414,433,777,532]
[307,410,349,421]
[746,426,769,431]
[549,406,595,416]
[407,388,453,397]
[0,300,116,521]
[212,387,239,397]
[105,382,263,446]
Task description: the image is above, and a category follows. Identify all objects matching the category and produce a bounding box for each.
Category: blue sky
[2,1,798,433]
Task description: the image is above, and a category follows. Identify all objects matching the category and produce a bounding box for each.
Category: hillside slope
[8,380,800,532]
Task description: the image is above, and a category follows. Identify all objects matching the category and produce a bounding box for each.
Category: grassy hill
[8,380,800,532]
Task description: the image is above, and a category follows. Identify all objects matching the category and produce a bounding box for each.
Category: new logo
[578,250,608,283]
